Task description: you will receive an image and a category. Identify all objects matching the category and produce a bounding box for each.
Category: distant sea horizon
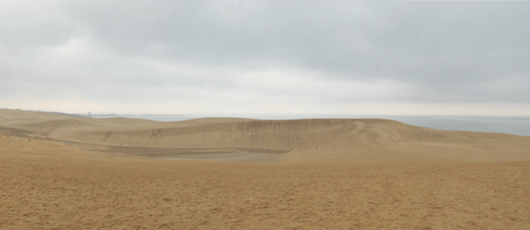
[86,114,530,137]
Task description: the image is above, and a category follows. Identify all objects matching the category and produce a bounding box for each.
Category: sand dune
[1,109,529,163]
[1,109,530,229]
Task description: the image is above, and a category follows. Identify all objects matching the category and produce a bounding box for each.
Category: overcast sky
[1,0,529,115]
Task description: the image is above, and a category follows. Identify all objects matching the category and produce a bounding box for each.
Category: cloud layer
[1,0,529,115]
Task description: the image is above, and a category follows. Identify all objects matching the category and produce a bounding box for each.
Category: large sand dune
[1,109,529,163]
[1,109,530,229]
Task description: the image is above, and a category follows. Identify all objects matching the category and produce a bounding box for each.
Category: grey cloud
[1,0,529,110]
[66,1,529,82]
[0,1,76,48]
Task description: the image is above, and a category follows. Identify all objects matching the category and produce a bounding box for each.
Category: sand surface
[1,109,530,229]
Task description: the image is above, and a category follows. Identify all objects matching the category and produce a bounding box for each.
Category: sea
[89,114,530,137]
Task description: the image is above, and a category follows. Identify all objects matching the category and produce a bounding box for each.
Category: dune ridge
[1,109,529,163]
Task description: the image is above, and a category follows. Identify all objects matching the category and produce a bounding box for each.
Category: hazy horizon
[7,108,530,118]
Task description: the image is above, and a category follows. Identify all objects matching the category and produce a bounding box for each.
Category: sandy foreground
[1,109,530,229]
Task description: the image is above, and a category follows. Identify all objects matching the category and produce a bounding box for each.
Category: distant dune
[1,108,529,163]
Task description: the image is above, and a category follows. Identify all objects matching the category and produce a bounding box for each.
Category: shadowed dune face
[0,126,35,138]
[91,119,359,149]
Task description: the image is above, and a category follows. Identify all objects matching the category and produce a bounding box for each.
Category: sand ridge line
[1,109,530,163]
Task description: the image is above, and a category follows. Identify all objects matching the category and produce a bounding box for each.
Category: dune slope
[1,134,530,229]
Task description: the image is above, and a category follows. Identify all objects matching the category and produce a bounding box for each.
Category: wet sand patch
[96,145,290,161]
[156,152,275,161]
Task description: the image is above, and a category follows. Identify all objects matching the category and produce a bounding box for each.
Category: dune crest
[0,109,529,163]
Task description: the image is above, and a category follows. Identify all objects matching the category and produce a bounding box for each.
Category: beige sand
[1,109,530,229]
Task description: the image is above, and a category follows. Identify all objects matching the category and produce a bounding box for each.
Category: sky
[1,0,529,116]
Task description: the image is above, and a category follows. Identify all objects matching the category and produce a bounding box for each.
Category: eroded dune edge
[1,109,530,229]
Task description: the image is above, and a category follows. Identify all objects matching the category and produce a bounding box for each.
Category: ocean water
[91,114,530,137]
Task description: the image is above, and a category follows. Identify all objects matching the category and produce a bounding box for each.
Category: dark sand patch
[98,145,290,161]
